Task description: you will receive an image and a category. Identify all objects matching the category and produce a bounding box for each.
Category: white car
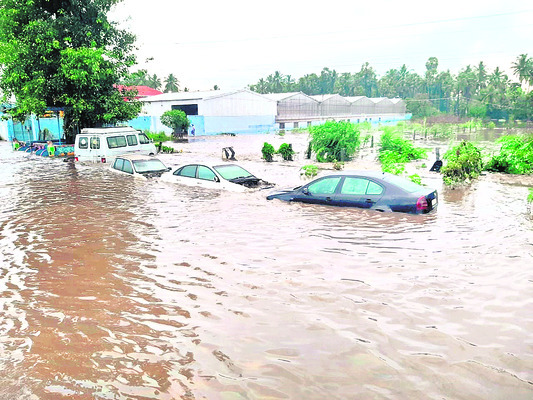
[161,163,266,192]
[110,154,171,179]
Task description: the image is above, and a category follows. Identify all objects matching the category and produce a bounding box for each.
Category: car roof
[320,170,390,179]
[176,163,242,169]
[116,154,160,161]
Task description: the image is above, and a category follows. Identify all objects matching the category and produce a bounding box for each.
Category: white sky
[111,0,533,91]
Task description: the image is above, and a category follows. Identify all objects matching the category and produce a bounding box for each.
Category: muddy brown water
[0,133,532,400]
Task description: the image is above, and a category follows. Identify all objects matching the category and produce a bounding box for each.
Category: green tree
[512,54,533,87]
[160,109,190,139]
[0,0,140,142]
[164,73,180,93]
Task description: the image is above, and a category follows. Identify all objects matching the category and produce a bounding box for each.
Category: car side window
[197,166,216,181]
[308,177,341,195]
[366,181,383,195]
[113,158,124,171]
[127,135,138,146]
[176,165,197,178]
[341,178,384,195]
[107,136,127,149]
[139,134,150,144]
[341,177,369,195]
[123,160,133,174]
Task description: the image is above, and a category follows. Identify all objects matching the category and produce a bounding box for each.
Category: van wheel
[149,153,155,156]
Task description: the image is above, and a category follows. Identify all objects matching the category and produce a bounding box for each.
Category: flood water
[0,133,532,400]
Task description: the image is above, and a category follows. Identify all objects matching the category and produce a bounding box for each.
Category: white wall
[202,91,276,116]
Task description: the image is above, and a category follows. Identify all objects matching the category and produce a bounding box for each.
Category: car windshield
[132,159,167,173]
[213,165,254,180]
[384,174,423,192]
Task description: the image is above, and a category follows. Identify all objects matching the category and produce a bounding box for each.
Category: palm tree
[164,74,180,93]
[147,74,162,90]
[512,54,533,86]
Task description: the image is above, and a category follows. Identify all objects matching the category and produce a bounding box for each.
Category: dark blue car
[266,171,438,214]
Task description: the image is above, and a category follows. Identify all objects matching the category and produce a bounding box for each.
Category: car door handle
[326,197,332,202]
[365,199,374,203]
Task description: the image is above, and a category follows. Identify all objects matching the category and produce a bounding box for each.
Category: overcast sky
[111,0,533,91]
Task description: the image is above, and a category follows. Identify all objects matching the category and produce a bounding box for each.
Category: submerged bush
[441,141,483,186]
[300,164,319,178]
[485,135,533,174]
[309,121,362,162]
[277,143,294,161]
[378,126,427,177]
[262,142,275,162]
[146,131,172,142]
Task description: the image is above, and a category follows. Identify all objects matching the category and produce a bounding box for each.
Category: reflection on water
[0,139,532,400]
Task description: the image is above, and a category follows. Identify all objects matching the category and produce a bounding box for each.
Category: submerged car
[266,171,438,214]
[161,163,268,192]
[110,154,171,179]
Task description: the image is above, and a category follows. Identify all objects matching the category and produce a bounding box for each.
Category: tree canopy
[248,55,533,121]
[0,0,142,141]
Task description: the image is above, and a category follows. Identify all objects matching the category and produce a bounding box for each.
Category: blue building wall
[1,115,64,142]
[203,115,276,136]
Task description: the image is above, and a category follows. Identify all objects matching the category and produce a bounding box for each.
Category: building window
[279,122,285,129]
[172,104,198,115]
[294,122,299,128]
[307,121,312,127]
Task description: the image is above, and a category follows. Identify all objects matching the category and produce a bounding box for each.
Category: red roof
[115,85,163,99]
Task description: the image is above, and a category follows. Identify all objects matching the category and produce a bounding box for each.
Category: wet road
[0,135,532,399]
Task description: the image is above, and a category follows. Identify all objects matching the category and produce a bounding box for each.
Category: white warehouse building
[132,89,410,136]
[140,89,277,136]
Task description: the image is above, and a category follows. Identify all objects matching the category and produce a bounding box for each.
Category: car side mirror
[166,167,172,171]
[302,187,310,195]
[213,176,219,182]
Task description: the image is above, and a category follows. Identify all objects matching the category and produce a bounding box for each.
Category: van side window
[139,134,150,144]
[113,158,124,171]
[127,135,138,146]
[107,136,127,148]
[79,137,89,149]
[123,160,133,174]
[90,136,100,149]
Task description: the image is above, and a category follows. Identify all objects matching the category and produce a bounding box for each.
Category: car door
[336,177,384,208]
[294,176,342,205]
[196,165,220,189]
[173,165,198,187]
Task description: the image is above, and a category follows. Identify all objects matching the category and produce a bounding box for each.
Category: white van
[74,127,157,163]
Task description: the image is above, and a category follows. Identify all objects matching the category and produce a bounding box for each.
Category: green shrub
[262,142,275,162]
[309,121,362,163]
[378,126,427,175]
[441,141,483,186]
[300,164,319,178]
[146,131,172,142]
[485,135,533,174]
[528,188,533,203]
[277,143,294,161]
[379,126,427,160]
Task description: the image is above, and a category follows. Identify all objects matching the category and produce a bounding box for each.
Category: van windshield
[132,159,167,173]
